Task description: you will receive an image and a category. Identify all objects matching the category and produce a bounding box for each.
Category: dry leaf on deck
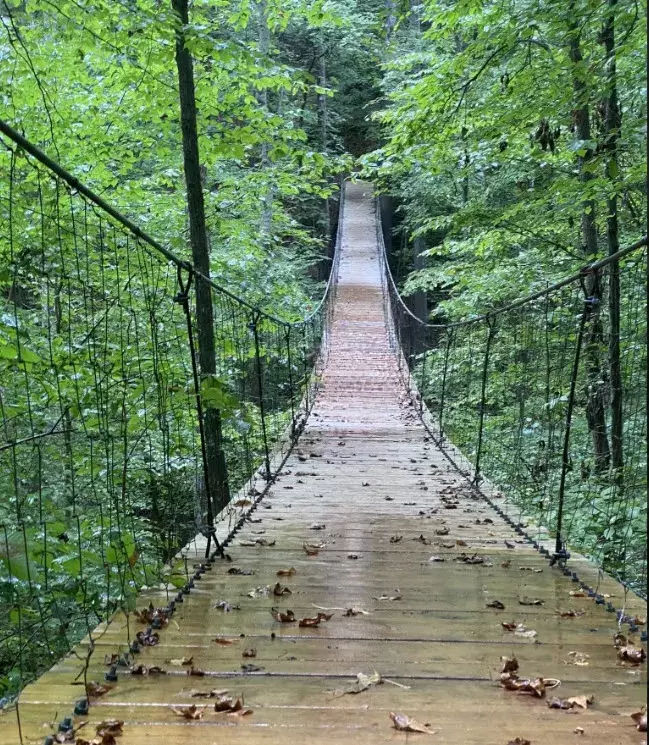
[344,671,382,694]
[271,607,296,623]
[277,567,296,576]
[617,644,646,664]
[303,542,322,556]
[214,600,240,612]
[519,566,542,573]
[171,705,205,720]
[501,657,519,674]
[389,712,436,734]
[242,648,257,658]
[85,681,113,697]
[390,535,403,543]
[212,637,237,646]
[247,585,271,598]
[500,673,549,698]
[233,499,253,507]
[631,708,647,732]
[167,656,193,667]
[273,582,292,596]
[299,611,333,627]
[487,600,505,610]
[373,590,402,601]
[506,739,531,745]
[518,597,544,606]
[344,607,369,616]
[547,694,593,710]
[558,609,585,618]
[95,721,124,737]
[190,688,229,698]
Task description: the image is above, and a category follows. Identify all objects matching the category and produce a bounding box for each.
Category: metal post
[174,266,224,558]
[251,312,272,480]
[474,317,496,484]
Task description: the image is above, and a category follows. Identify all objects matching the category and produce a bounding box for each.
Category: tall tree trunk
[566,7,610,472]
[385,0,396,42]
[171,0,229,514]
[602,0,623,481]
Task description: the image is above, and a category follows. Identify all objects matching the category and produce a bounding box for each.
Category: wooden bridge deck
[3,183,646,744]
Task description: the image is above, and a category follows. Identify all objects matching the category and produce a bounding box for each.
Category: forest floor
[2,182,646,745]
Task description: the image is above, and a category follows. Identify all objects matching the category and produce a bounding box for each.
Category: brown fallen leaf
[519,566,543,573]
[273,582,292,597]
[574,727,585,735]
[390,535,403,543]
[547,694,593,710]
[85,681,113,698]
[303,542,322,556]
[487,600,505,610]
[435,527,450,536]
[186,667,206,677]
[569,590,587,597]
[501,656,519,674]
[95,720,124,737]
[373,590,402,601]
[270,607,296,623]
[214,694,252,716]
[212,637,237,645]
[518,597,544,606]
[276,567,296,576]
[506,739,531,745]
[500,673,552,698]
[617,644,646,664]
[558,609,585,618]
[299,612,333,627]
[389,712,436,734]
[171,705,205,720]
[428,555,445,562]
[501,560,512,568]
[242,648,257,658]
[214,600,240,612]
[233,499,253,507]
[631,708,647,732]
[247,585,271,598]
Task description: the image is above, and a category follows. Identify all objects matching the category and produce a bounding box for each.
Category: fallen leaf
[507,739,531,745]
[487,600,505,610]
[310,523,326,530]
[519,566,543,573]
[347,553,360,559]
[212,637,237,646]
[271,607,296,623]
[186,667,206,677]
[390,535,403,543]
[228,567,254,575]
[501,656,519,673]
[344,607,370,616]
[171,705,205,720]
[95,721,123,737]
[547,694,593,710]
[233,499,253,508]
[501,560,511,568]
[631,708,647,732]
[299,612,333,627]
[500,673,549,698]
[518,597,544,606]
[343,671,382,694]
[214,600,240,612]
[558,609,585,618]
[85,681,113,698]
[569,590,587,597]
[373,590,402,601]
[276,567,296,576]
[617,644,646,664]
[428,555,445,562]
[303,542,322,556]
[247,585,271,598]
[273,582,292,597]
[242,648,257,658]
[389,712,436,734]
[435,527,450,536]
[574,726,585,735]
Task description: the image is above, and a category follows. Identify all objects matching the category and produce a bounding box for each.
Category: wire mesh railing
[376,200,647,602]
[0,119,341,703]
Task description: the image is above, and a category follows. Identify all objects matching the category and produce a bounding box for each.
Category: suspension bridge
[0,123,646,744]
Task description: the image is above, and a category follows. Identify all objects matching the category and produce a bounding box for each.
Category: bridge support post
[251,312,272,481]
[474,317,496,485]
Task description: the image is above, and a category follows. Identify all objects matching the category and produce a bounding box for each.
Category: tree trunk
[257,0,273,244]
[317,33,331,246]
[171,0,229,513]
[602,0,623,481]
[566,7,610,472]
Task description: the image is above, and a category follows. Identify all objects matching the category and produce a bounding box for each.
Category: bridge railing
[376,201,647,601]
[0,120,341,700]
